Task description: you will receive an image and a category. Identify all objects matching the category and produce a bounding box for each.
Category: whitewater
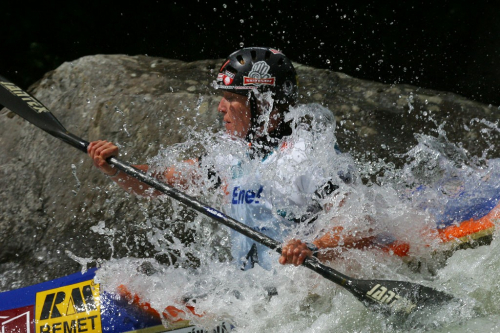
[81,102,500,332]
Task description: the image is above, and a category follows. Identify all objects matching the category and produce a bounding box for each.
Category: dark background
[2,1,499,105]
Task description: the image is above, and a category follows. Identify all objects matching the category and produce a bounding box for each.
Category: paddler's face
[218,91,252,139]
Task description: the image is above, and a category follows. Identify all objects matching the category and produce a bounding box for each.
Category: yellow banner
[35,279,101,333]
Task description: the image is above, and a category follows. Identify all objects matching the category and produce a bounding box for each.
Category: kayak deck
[0,268,230,333]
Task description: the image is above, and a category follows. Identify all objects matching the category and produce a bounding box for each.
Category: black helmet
[214,47,298,105]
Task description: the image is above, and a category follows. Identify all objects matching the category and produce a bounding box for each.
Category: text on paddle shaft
[232,186,264,204]
[366,284,417,314]
[205,207,226,219]
[183,322,232,333]
[0,81,49,113]
[35,280,102,333]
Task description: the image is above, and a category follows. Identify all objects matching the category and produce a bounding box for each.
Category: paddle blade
[0,76,89,152]
[348,278,457,316]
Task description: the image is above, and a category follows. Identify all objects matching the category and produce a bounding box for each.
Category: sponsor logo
[0,81,49,113]
[205,207,226,219]
[243,61,275,86]
[35,280,101,333]
[218,71,235,86]
[269,49,282,55]
[216,85,254,91]
[365,284,417,314]
[232,186,263,205]
[0,305,34,333]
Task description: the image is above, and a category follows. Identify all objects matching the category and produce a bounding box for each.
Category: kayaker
[88,47,361,270]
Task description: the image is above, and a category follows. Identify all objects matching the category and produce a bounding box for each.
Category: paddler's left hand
[279,239,315,266]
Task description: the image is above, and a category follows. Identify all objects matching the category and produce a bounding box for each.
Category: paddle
[0,75,458,317]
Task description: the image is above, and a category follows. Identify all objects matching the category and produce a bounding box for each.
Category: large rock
[0,54,498,290]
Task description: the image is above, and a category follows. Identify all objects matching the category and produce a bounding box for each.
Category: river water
[83,103,500,332]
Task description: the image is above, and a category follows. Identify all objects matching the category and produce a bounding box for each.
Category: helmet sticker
[269,48,282,55]
[218,71,235,85]
[217,85,255,90]
[243,61,276,86]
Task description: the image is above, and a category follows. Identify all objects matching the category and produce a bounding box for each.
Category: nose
[218,97,227,114]
[217,97,226,113]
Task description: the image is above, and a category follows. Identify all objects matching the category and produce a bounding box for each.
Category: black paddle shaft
[0,75,458,317]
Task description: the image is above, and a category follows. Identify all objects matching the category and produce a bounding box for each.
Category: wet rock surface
[1,54,498,290]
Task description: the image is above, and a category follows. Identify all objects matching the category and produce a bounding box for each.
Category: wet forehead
[222,91,249,101]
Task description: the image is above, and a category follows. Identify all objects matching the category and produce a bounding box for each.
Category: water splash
[87,103,500,332]
[65,250,94,274]
[71,163,81,195]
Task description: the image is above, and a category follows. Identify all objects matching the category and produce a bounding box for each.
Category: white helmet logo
[243,61,276,86]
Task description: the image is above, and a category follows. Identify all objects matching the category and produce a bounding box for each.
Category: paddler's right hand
[87,140,119,176]
[279,239,315,266]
